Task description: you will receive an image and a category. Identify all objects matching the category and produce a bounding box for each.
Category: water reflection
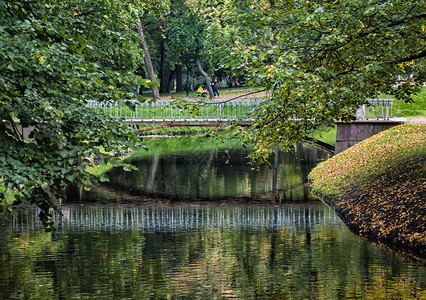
[1,204,425,299]
[84,138,329,203]
[10,204,342,232]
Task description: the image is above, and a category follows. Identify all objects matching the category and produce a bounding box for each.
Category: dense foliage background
[0,0,147,228]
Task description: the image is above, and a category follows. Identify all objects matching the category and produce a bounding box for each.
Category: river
[0,137,425,299]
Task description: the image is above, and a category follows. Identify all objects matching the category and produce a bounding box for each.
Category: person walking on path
[211,78,220,98]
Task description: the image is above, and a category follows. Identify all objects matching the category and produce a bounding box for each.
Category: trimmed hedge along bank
[309,124,425,260]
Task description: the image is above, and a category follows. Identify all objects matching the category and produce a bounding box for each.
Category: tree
[0,0,149,229]
[67,0,144,93]
[135,0,246,97]
[163,4,214,96]
[137,17,160,99]
[161,0,195,94]
[226,0,426,164]
[161,0,246,98]
[133,0,170,98]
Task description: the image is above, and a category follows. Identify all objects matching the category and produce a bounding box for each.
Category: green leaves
[99,174,110,183]
[0,0,142,229]
[225,0,425,161]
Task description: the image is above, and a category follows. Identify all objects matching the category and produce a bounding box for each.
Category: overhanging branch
[398,49,426,63]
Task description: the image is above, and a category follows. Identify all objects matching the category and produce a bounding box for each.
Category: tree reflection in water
[84,141,329,204]
[1,204,425,299]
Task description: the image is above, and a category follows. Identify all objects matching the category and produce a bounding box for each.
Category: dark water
[85,138,327,203]
[1,204,425,299]
[1,138,425,299]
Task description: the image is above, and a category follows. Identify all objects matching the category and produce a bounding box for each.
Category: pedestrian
[210,78,215,93]
[212,78,219,97]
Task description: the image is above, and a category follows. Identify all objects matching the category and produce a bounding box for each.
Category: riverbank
[308,124,425,263]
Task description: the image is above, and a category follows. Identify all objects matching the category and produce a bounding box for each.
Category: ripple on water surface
[0,204,425,299]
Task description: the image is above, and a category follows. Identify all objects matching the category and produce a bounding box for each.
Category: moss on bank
[309,124,426,261]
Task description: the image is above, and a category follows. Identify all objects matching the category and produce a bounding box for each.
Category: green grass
[136,125,215,136]
[86,135,245,175]
[130,136,243,159]
[310,125,337,146]
[392,86,426,117]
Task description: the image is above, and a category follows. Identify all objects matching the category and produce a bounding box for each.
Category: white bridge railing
[86,99,263,121]
[87,97,394,122]
[356,98,394,120]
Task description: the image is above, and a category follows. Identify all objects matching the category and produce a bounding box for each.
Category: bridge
[87,98,400,154]
[86,98,262,126]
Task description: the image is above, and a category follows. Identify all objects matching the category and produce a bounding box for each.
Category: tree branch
[76,9,97,18]
[214,89,267,104]
[398,49,426,63]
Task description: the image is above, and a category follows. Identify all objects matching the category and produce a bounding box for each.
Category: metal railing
[87,97,395,122]
[357,98,394,120]
[86,99,263,121]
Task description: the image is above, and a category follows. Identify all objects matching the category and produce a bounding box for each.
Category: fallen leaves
[309,124,426,258]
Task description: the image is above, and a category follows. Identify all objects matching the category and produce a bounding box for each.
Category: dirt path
[406,117,426,124]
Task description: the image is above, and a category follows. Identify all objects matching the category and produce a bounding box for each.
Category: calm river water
[1,137,425,299]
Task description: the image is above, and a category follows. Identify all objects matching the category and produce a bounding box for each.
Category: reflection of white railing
[357,99,394,120]
[10,205,342,232]
[86,99,263,121]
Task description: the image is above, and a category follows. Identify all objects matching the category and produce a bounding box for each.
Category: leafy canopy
[226,0,426,163]
[0,0,149,229]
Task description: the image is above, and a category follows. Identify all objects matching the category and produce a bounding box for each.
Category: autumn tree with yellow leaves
[226,0,425,162]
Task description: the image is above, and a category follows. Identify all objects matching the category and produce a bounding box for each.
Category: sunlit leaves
[225,0,425,161]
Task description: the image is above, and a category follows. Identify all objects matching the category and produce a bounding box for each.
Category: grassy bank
[308,124,426,261]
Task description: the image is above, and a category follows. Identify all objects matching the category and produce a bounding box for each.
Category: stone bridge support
[335,120,404,154]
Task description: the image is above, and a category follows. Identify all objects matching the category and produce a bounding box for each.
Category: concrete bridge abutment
[335,120,404,154]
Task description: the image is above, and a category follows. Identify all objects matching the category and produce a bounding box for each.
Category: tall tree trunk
[167,69,176,92]
[137,18,160,99]
[175,64,183,92]
[159,40,171,94]
[136,66,148,94]
[195,54,213,98]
